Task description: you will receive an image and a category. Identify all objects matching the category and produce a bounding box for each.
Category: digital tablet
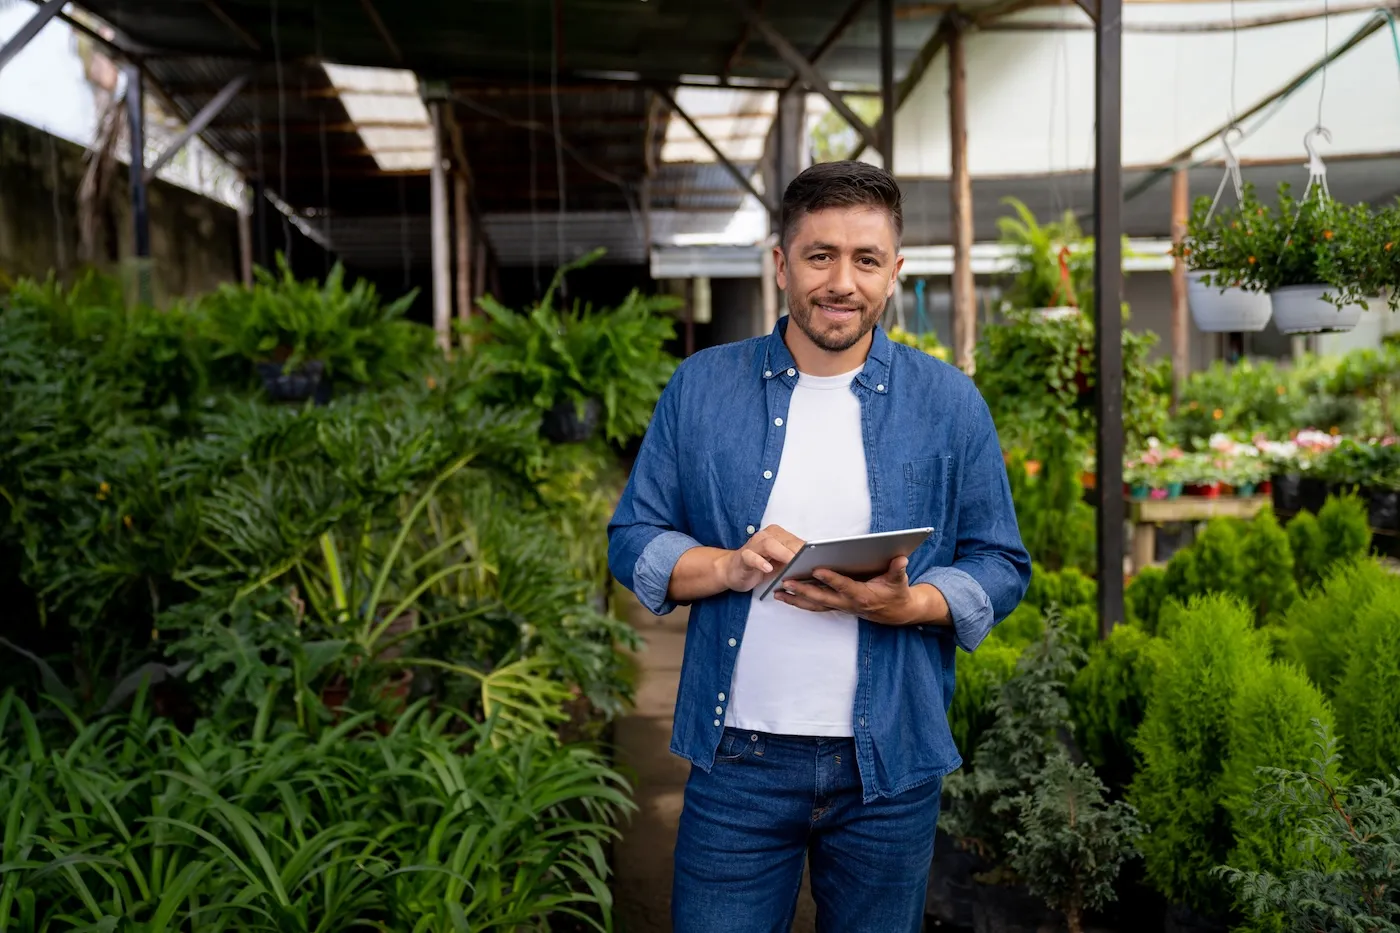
[757,527,935,601]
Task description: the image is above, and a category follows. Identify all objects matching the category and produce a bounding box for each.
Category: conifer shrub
[1070,622,1163,792]
[1126,565,1169,634]
[1316,492,1372,572]
[1221,661,1337,885]
[1333,583,1400,779]
[1128,593,1272,912]
[1286,511,1328,591]
[1238,506,1297,623]
[1276,557,1394,695]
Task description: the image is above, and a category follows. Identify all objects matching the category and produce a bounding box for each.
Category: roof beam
[144,70,251,182]
[0,0,65,75]
[989,0,1400,31]
[729,0,881,155]
[654,86,775,215]
[779,0,872,97]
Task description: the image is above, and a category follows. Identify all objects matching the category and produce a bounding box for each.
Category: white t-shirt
[724,365,870,737]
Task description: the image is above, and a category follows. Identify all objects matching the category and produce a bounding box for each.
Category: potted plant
[1233,183,1380,334]
[996,197,1094,319]
[1174,183,1275,332]
[463,248,681,445]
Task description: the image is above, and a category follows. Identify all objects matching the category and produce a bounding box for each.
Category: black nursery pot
[1271,472,1302,513]
[257,359,327,403]
[1298,476,1328,514]
[541,397,601,444]
[1367,487,1400,533]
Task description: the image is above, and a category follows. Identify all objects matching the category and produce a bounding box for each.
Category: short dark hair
[778,160,904,250]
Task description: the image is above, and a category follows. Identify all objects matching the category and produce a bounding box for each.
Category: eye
[809,252,831,262]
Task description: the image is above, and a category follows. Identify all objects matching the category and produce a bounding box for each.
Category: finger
[758,539,798,565]
[810,568,863,597]
[775,590,834,613]
[740,548,774,575]
[783,579,853,612]
[762,524,806,555]
[880,556,910,583]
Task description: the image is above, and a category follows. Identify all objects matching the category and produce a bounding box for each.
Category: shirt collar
[760,315,893,392]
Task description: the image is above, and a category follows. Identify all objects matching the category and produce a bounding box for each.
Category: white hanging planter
[1186,270,1273,332]
[1029,306,1079,321]
[1268,284,1362,334]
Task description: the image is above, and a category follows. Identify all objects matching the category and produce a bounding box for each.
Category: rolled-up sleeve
[920,388,1032,653]
[607,364,702,616]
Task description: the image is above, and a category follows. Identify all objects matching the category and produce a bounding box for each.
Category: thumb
[884,556,910,582]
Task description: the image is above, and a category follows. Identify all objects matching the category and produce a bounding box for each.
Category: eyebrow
[805,242,889,259]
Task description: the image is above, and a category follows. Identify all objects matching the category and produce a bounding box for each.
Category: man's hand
[718,524,805,593]
[775,557,950,626]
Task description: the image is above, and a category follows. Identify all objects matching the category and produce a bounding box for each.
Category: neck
[783,321,874,377]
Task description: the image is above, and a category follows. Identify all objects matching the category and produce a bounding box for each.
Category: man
[607,161,1031,933]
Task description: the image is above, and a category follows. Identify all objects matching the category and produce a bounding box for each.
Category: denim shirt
[607,318,1031,802]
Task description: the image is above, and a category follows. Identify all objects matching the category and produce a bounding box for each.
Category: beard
[787,291,884,353]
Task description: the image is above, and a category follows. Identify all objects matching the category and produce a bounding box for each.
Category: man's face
[775,205,903,354]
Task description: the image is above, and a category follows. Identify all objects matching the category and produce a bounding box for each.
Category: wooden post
[1170,166,1190,404]
[761,234,780,336]
[237,183,254,287]
[454,172,471,322]
[948,21,976,374]
[474,237,488,299]
[428,100,451,352]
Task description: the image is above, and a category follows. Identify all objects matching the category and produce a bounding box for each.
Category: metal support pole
[879,0,895,168]
[123,62,153,306]
[0,0,65,75]
[428,99,452,352]
[1094,0,1124,638]
[237,183,254,286]
[948,21,976,374]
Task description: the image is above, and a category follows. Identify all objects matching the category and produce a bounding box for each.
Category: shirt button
[728,638,737,647]
[714,719,720,726]
[764,370,772,378]
[718,692,726,701]
[774,417,783,426]
[787,368,796,377]
[877,384,886,392]
[746,524,755,535]
[715,706,723,715]
[763,470,773,480]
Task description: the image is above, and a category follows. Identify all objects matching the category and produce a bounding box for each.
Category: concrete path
[611,588,817,933]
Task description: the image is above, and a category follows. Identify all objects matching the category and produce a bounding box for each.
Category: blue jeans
[672,728,943,933]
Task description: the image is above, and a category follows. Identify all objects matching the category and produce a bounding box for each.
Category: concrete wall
[0,114,238,302]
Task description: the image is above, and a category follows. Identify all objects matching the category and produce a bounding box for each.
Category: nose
[826,258,856,296]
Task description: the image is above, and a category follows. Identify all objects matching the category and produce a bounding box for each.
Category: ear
[773,244,789,292]
[886,254,905,298]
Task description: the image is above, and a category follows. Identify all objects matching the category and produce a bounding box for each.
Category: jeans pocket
[714,730,755,763]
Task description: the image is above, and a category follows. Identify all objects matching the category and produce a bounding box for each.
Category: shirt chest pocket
[903,456,952,533]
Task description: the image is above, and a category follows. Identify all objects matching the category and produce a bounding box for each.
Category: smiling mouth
[815,303,859,318]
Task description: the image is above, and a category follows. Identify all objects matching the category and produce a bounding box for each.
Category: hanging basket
[1268,284,1362,335]
[1187,271,1273,332]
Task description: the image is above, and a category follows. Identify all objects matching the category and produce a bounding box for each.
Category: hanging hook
[1220,125,1245,200]
[1302,125,1332,200]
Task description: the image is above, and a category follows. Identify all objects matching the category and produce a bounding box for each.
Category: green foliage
[1239,507,1297,624]
[975,310,1169,457]
[1128,593,1271,911]
[1174,181,1265,282]
[948,635,1026,770]
[1071,623,1163,792]
[1276,557,1395,695]
[1286,510,1328,591]
[462,248,681,444]
[1006,753,1145,933]
[1316,492,1373,574]
[1333,589,1400,779]
[1005,444,1097,574]
[0,690,635,931]
[1125,565,1169,634]
[1221,662,1338,886]
[1170,358,1298,448]
[944,611,1085,864]
[1218,723,1400,933]
[201,252,435,386]
[996,197,1094,311]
